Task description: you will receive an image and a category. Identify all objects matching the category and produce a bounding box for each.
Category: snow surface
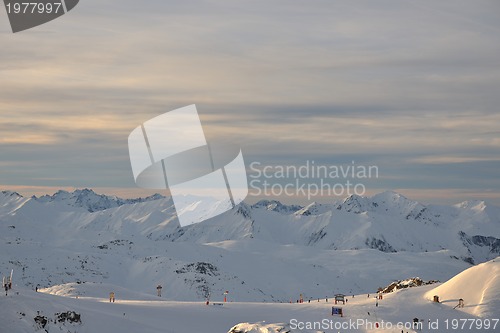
[1,262,498,333]
[1,189,499,332]
[425,258,500,318]
[1,189,499,302]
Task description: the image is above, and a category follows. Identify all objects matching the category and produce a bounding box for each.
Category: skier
[109,292,115,302]
[157,284,162,297]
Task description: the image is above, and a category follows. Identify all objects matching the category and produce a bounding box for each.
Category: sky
[1,0,500,205]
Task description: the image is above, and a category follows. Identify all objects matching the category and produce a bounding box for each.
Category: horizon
[2,185,498,207]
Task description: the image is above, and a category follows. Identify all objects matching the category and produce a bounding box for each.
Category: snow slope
[1,270,497,333]
[425,257,500,318]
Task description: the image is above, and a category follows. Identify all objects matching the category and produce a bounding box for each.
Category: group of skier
[107,284,162,303]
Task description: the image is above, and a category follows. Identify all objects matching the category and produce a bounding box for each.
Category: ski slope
[2,260,499,333]
[425,258,500,318]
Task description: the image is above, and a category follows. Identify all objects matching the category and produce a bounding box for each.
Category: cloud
[410,156,500,165]
[0,0,500,203]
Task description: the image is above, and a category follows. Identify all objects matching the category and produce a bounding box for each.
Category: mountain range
[1,188,499,302]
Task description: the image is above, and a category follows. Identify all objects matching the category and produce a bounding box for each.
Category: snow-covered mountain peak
[371,190,418,208]
[334,191,427,219]
[142,193,165,201]
[251,199,302,214]
[337,194,372,214]
[0,190,23,199]
[370,190,428,220]
[35,188,121,212]
[454,200,500,228]
[0,190,28,212]
[371,190,406,202]
[295,202,332,216]
[34,188,166,213]
[455,200,487,211]
[234,202,253,219]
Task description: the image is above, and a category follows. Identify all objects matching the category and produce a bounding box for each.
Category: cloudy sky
[1,0,500,204]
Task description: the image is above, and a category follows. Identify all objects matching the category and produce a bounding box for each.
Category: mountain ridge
[1,188,500,302]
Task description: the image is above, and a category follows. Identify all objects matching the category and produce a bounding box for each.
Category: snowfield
[1,189,499,332]
[1,260,499,333]
[425,258,500,318]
